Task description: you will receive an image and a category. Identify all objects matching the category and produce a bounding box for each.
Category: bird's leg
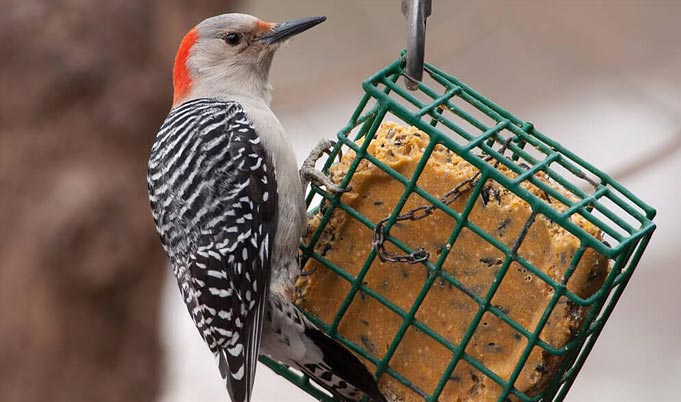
[300,139,350,194]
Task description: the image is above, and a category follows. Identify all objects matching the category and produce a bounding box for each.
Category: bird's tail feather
[301,326,387,402]
[218,349,249,402]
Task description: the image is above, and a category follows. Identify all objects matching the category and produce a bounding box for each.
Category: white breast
[235,97,307,288]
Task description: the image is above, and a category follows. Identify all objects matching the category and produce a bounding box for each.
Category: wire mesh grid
[259,54,657,402]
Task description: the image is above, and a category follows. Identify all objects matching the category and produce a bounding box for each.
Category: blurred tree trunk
[0,1,238,401]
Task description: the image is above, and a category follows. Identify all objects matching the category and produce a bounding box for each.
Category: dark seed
[360,335,377,354]
[448,375,461,383]
[481,186,491,206]
[485,342,501,353]
[497,218,512,237]
[479,257,502,267]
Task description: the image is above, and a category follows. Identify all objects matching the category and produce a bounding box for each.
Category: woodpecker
[147,13,386,402]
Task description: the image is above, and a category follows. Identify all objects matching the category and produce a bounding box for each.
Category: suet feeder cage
[260,52,656,402]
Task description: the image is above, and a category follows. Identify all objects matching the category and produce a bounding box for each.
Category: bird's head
[172,13,325,107]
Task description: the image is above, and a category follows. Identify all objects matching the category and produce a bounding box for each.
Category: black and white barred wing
[147,99,278,402]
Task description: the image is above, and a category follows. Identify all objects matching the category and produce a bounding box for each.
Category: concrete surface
[159,2,681,401]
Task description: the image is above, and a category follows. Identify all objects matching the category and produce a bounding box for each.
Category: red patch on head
[256,19,274,34]
[172,28,198,107]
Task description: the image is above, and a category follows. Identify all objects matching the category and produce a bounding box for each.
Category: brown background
[0,1,237,401]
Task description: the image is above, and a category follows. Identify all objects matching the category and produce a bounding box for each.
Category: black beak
[257,16,326,45]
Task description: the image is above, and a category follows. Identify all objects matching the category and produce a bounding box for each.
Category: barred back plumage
[147,98,278,402]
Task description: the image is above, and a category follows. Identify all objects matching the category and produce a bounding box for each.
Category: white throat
[185,49,275,106]
[191,74,272,106]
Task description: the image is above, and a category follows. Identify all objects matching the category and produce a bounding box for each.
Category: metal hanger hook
[402,0,432,90]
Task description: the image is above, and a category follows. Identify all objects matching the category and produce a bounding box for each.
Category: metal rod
[402,0,432,90]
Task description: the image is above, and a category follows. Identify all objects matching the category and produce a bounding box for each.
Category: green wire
[260,54,657,402]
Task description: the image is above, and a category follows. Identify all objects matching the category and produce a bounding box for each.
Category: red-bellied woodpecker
[147,13,386,402]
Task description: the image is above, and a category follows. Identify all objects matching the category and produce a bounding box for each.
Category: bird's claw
[300,166,351,194]
[301,139,350,194]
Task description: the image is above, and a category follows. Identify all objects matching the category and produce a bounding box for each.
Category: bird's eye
[223,33,242,46]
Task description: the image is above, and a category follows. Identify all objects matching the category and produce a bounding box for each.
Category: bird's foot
[300,139,350,194]
[303,138,336,167]
[300,167,350,194]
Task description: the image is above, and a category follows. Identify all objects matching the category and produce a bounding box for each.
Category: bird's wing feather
[152,99,278,402]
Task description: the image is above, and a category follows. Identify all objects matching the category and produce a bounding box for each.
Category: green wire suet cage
[260,54,657,402]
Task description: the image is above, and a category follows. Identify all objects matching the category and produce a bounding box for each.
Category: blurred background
[1,1,679,402]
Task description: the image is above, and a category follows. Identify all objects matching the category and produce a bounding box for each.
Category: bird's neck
[187,71,273,107]
[176,55,275,108]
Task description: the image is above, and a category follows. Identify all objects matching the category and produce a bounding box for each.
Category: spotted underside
[264,293,386,402]
[147,98,278,402]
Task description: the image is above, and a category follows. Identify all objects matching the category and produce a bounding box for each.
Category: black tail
[302,326,387,402]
